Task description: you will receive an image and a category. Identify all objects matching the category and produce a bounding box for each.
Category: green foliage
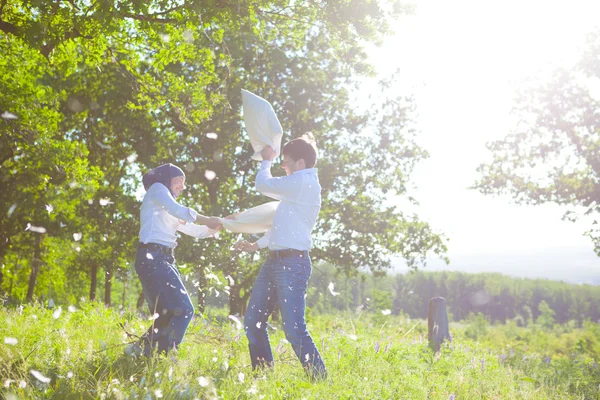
[1,0,447,310]
[536,300,556,330]
[302,266,600,326]
[464,312,489,340]
[474,29,600,255]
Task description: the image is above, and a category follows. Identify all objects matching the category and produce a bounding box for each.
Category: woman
[133,163,221,357]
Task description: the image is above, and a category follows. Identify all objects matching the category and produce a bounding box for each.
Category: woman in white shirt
[134,163,221,357]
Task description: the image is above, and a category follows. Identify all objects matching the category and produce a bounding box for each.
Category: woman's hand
[206,217,223,230]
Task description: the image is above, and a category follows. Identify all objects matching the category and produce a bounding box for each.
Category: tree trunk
[104,268,112,307]
[428,297,451,352]
[6,256,19,300]
[228,282,243,316]
[197,267,207,314]
[26,234,43,302]
[136,290,145,309]
[0,238,10,295]
[121,278,127,309]
[89,264,98,301]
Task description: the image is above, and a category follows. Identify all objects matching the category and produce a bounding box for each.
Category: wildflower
[384,342,391,353]
[198,376,209,387]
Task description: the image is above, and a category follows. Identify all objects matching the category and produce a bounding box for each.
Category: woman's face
[170,176,186,198]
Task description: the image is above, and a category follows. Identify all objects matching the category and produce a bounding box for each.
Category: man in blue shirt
[235,134,327,380]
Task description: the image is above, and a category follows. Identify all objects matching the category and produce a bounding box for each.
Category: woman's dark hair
[142,163,185,196]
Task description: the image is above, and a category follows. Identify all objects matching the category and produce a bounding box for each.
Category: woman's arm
[177,223,218,239]
[149,184,222,229]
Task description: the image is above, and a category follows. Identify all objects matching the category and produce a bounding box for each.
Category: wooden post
[428,297,451,352]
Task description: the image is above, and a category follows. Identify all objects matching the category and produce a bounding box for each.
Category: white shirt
[255,160,321,250]
[139,183,215,248]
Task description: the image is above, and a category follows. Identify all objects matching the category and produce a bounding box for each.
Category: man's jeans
[135,245,194,356]
[244,253,326,379]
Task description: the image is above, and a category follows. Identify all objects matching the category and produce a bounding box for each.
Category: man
[234,133,327,380]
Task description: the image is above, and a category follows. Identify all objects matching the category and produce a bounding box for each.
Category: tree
[536,300,556,330]
[474,30,600,255]
[2,0,448,310]
[0,33,103,300]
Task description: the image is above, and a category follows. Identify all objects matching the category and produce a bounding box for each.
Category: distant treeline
[298,265,600,325]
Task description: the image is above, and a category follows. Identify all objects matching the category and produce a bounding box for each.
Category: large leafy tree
[474,30,600,255]
[0,34,102,300]
[1,0,447,309]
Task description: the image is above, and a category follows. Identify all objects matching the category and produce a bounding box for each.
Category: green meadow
[1,302,598,399]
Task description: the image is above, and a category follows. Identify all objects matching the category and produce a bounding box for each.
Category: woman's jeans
[244,253,327,379]
[135,244,194,356]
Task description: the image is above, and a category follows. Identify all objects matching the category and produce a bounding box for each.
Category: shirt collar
[293,168,318,175]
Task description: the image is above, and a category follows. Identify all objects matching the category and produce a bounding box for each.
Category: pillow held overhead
[220,201,279,234]
[242,89,284,161]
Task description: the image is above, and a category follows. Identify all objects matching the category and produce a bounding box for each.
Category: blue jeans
[134,245,195,356]
[244,253,326,379]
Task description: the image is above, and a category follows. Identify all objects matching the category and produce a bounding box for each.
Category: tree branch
[0,19,18,35]
[88,2,185,23]
[122,13,179,24]
[0,0,8,18]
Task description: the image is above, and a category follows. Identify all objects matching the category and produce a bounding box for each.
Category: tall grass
[1,302,598,399]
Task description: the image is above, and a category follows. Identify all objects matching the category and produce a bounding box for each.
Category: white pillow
[242,89,284,161]
[220,201,279,234]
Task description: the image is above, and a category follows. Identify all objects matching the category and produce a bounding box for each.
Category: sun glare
[366,0,600,255]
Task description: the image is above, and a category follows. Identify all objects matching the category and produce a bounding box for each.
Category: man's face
[170,176,186,198]
[282,154,304,176]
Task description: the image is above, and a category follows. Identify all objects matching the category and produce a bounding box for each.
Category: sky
[362,0,600,272]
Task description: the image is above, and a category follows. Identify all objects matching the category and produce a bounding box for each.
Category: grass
[0,302,598,399]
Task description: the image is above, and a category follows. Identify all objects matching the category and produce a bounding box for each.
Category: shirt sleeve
[148,183,198,223]
[177,223,217,239]
[255,160,298,201]
[256,230,271,249]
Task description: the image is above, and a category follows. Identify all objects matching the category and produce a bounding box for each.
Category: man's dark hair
[282,133,318,168]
